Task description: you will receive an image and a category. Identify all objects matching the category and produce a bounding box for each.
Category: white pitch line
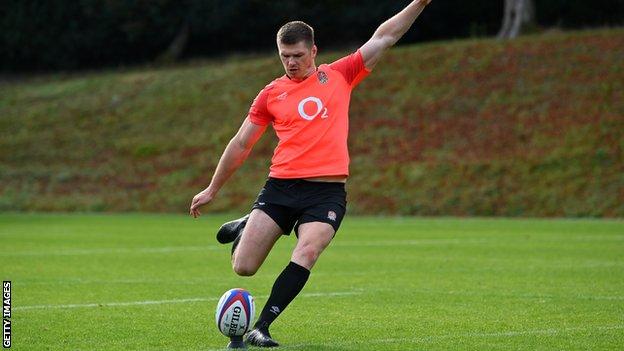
[15,297,216,310]
[588,295,624,300]
[333,239,490,247]
[373,325,624,343]
[0,245,220,257]
[14,291,362,311]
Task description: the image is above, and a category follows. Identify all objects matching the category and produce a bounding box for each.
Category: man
[190,1,433,347]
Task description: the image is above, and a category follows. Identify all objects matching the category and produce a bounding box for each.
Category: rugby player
[190,0,433,346]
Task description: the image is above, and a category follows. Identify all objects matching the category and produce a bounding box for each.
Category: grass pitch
[1,214,623,350]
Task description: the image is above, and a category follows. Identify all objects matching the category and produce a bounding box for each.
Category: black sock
[254,261,310,331]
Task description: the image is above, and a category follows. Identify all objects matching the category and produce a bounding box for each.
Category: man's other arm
[360,0,432,70]
[190,118,267,217]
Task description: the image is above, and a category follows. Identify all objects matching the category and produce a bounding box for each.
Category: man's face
[277,41,317,80]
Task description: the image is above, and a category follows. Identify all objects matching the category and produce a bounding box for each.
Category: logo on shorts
[327,211,337,221]
[317,71,328,84]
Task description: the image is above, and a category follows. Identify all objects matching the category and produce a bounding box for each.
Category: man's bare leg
[291,221,335,270]
[231,209,282,276]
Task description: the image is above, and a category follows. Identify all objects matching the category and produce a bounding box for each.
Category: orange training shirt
[247,50,370,179]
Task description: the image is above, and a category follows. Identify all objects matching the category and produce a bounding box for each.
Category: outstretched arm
[360,0,432,70]
[190,118,267,217]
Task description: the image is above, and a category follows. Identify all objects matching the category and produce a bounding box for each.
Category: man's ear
[311,45,318,58]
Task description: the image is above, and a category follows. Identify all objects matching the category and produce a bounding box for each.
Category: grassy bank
[1,28,622,216]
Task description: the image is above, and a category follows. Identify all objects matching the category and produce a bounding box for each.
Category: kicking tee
[248,50,370,179]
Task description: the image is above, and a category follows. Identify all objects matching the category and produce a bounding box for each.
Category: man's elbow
[375,34,398,50]
[371,31,400,50]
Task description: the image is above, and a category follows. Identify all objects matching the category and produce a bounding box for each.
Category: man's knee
[233,265,257,277]
[293,243,322,267]
[232,255,259,276]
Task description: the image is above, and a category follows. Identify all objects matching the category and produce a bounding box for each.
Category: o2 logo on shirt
[297,96,329,121]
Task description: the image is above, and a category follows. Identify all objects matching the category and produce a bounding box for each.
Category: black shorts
[251,178,347,236]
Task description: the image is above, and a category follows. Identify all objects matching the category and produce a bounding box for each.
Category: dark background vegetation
[2,0,623,72]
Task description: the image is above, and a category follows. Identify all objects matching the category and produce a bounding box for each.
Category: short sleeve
[247,85,274,126]
[329,50,371,87]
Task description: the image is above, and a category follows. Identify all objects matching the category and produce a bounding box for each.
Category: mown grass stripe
[282,325,624,349]
[0,239,492,257]
[14,291,362,311]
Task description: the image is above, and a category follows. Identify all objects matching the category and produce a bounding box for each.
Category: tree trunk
[508,0,526,38]
[498,0,535,39]
[497,0,514,39]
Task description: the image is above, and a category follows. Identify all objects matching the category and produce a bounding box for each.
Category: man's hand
[189,189,215,218]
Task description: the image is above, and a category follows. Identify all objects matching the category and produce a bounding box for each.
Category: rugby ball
[215,288,255,337]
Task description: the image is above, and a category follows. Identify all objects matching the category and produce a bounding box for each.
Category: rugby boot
[216,214,249,244]
[245,328,279,348]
